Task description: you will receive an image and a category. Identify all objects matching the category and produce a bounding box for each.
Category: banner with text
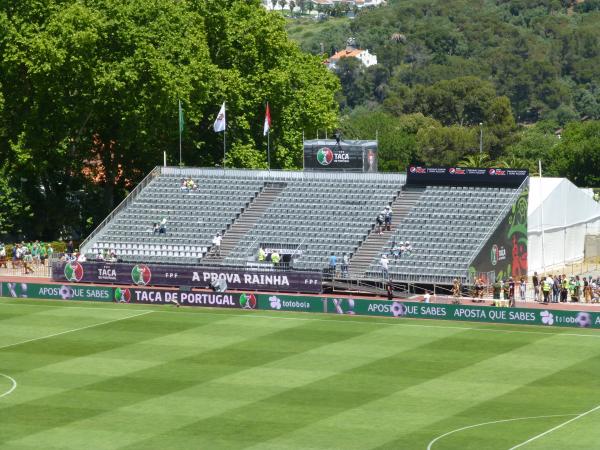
[52,261,322,293]
[124,287,257,309]
[406,166,529,187]
[1,282,113,302]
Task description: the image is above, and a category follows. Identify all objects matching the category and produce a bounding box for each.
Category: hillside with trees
[289,0,600,183]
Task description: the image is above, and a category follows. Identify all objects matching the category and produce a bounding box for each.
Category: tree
[0,0,340,240]
[550,120,600,186]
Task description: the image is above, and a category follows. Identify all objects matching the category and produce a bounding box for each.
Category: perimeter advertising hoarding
[0,282,113,302]
[406,166,528,187]
[125,287,257,309]
[469,187,529,283]
[303,139,377,172]
[257,294,600,329]
[52,261,322,293]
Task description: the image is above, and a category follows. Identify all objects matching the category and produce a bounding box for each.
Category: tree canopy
[0,0,339,240]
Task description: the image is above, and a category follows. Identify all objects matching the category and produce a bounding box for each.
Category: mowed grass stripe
[416,338,600,450]
[114,327,547,450]
[0,312,310,446]
[347,332,600,450]
[5,318,460,450]
[1,313,369,448]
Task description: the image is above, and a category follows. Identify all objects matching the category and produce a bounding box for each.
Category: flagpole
[267,130,271,170]
[223,130,226,168]
[178,100,182,166]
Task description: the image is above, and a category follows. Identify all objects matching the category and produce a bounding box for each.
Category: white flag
[213,102,226,132]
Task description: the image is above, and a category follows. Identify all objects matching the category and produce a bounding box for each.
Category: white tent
[528,177,600,274]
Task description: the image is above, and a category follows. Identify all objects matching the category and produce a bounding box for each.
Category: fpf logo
[64,261,84,282]
[317,147,334,166]
[131,264,152,286]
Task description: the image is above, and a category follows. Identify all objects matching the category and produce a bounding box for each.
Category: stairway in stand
[204,183,286,263]
[349,186,424,278]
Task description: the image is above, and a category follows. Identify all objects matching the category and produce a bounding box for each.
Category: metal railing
[465,177,529,271]
[79,166,161,253]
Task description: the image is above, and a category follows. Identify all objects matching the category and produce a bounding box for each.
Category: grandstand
[81,166,528,287]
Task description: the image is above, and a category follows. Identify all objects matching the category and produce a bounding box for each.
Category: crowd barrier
[2,282,599,330]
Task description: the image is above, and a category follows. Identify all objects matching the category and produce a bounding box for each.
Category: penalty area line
[0,373,17,398]
[508,404,600,449]
[0,310,153,351]
[426,414,576,450]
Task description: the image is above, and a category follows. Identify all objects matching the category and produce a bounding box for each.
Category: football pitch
[1,298,600,449]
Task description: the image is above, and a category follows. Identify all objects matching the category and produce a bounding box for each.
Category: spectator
[552,275,560,303]
[492,279,501,301]
[159,217,167,234]
[519,276,526,301]
[341,253,349,278]
[423,290,431,303]
[386,280,393,300]
[76,251,87,262]
[258,246,266,262]
[584,279,592,303]
[384,206,392,231]
[40,243,48,265]
[47,244,54,259]
[23,250,34,274]
[212,232,222,256]
[532,272,540,302]
[66,240,74,257]
[560,275,568,302]
[376,211,385,235]
[180,179,188,191]
[404,241,412,256]
[96,251,105,261]
[108,251,117,263]
[542,275,552,304]
[271,250,280,266]
[152,223,159,234]
[0,243,7,268]
[508,277,515,307]
[328,253,337,277]
[391,241,401,259]
[380,254,389,278]
[452,278,461,304]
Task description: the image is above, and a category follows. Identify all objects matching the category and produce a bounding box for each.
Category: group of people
[152,218,168,235]
[94,249,118,263]
[258,246,282,266]
[328,252,350,278]
[179,178,198,192]
[0,241,55,274]
[390,240,412,260]
[376,205,393,234]
[533,272,600,304]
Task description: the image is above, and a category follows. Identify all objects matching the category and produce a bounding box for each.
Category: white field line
[0,373,17,398]
[426,414,576,450]
[0,310,153,351]
[1,300,600,339]
[508,404,600,449]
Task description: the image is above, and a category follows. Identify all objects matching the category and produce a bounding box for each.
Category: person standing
[384,206,393,231]
[271,250,280,266]
[519,276,526,302]
[508,277,516,307]
[258,246,266,262]
[532,272,540,302]
[452,278,461,304]
[386,281,393,300]
[328,253,337,277]
[341,253,349,278]
[380,254,389,279]
[542,275,552,304]
[212,232,222,256]
[66,240,74,257]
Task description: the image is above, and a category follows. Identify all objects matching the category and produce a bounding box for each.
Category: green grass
[1,298,600,449]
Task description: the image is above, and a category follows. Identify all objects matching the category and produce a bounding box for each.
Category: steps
[349,186,424,277]
[204,183,286,263]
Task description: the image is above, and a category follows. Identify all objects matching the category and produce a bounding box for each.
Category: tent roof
[528,177,600,232]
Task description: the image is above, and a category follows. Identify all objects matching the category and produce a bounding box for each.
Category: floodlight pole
[479,123,483,155]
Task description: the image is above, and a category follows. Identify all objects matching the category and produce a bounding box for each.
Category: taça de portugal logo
[131,264,151,286]
[64,261,84,282]
[317,147,334,166]
[114,287,131,303]
[240,293,257,309]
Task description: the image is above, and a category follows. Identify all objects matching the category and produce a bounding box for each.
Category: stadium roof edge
[159,166,407,182]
